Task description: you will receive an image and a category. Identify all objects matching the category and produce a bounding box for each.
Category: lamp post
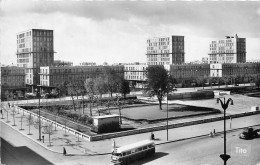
[166,91,169,141]
[35,88,41,141]
[216,97,234,165]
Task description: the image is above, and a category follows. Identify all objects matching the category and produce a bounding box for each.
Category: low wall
[167,91,214,100]
[12,105,260,142]
[90,110,260,141]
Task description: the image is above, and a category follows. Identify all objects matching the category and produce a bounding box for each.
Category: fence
[13,106,92,141]
[10,104,260,142]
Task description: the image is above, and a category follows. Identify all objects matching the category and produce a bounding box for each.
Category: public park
[1,64,260,165]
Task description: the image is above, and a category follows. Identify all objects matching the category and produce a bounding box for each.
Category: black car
[239,127,259,140]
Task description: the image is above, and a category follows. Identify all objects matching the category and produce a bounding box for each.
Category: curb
[155,123,260,146]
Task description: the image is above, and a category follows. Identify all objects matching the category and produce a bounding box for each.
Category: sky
[1,0,260,66]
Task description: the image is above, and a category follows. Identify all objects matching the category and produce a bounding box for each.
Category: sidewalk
[1,102,260,156]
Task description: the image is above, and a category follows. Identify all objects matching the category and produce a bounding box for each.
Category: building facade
[39,65,124,88]
[209,35,246,64]
[1,66,26,100]
[124,64,148,88]
[170,64,210,83]
[53,60,73,67]
[16,29,55,87]
[146,36,185,65]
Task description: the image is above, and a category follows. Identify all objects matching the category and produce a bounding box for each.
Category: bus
[111,140,155,165]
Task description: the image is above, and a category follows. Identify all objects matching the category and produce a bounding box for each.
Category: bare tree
[67,83,76,112]
[76,124,82,142]
[26,113,34,135]
[105,99,112,114]
[43,123,54,146]
[11,104,16,126]
[62,119,68,137]
[114,95,125,125]
[85,78,96,116]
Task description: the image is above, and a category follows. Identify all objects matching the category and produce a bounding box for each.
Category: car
[239,127,259,140]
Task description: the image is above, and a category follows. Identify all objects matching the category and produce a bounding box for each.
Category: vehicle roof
[115,140,154,153]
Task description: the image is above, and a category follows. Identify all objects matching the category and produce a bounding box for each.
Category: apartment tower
[146,35,185,65]
[16,29,54,88]
[208,34,246,64]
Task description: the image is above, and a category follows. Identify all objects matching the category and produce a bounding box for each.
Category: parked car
[239,127,259,140]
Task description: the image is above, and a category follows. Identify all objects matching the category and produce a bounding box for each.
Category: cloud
[2,1,259,38]
[1,1,260,65]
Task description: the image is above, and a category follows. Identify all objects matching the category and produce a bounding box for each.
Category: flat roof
[92,114,119,119]
[115,140,154,153]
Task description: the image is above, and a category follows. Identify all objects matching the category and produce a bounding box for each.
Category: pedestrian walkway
[1,102,260,156]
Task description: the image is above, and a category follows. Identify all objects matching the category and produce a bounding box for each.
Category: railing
[13,106,92,141]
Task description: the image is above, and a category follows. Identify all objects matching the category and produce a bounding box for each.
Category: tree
[103,68,122,97]
[105,99,112,114]
[11,104,16,126]
[43,123,54,146]
[146,66,175,110]
[85,78,95,116]
[67,82,77,112]
[255,76,260,89]
[76,124,82,142]
[235,75,242,85]
[119,80,130,99]
[62,119,68,136]
[26,113,34,135]
[114,95,125,124]
[94,76,107,106]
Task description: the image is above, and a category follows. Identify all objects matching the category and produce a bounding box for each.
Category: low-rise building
[1,66,26,100]
[39,65,124,88]
[53,60,73,67]
[124,63,148,88]
[170,64,210,82]
[92,114,120,133]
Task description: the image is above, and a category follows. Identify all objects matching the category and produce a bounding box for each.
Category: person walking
[150,132,155,140]
[42,135,44,143]
[112,139,116,149]
[63,147,67,156]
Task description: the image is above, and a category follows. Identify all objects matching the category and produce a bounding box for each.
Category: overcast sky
[1,0,260,65]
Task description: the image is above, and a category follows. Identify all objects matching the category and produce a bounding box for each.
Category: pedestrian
[112,139,116,149]
[213,129,215,135]
[150,132,155,140]
[63,147,67,156]
[42,135,44,143]
[209,130,213,137]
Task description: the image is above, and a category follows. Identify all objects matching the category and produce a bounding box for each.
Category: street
[133,128,260,165]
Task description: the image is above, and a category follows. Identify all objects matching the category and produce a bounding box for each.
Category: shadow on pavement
[1,138,53,165]
[131,152,168,165]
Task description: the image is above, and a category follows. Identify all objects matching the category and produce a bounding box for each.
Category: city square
[1,1,260,165]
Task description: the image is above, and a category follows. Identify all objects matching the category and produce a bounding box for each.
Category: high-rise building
[208,35,246,64]
[16,29,55,87]
[146,36,185,65]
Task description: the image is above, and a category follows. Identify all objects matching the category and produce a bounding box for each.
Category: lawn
[110,103,220,121]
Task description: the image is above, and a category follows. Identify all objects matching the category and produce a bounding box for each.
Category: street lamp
[35,88,41,141]
[216,97,234,165]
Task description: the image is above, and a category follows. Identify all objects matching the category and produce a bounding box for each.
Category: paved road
[134,127,260,165]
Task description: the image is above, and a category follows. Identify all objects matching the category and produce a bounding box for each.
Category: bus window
[137,148,142,152]
[122,153,126,156]
[143,146,148,150]
[112,153,122,157]
[126,151,131,155]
